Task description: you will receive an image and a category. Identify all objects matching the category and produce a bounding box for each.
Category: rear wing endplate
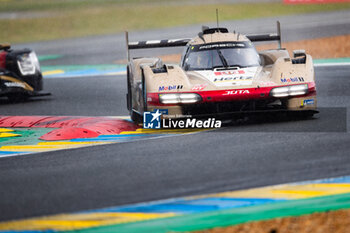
[247,21,282,48]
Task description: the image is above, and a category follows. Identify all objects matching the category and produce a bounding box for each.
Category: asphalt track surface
[0,10,350,221]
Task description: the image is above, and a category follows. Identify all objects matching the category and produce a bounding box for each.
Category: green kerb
[64,193,350,233]
[314,57,350,64]
[0,128,54,146]
[41,64,125,72]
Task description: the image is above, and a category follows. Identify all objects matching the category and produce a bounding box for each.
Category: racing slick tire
[126,65,132,111]
[127,65,143,124]
[7,93,29,102]
[131,111,143,124]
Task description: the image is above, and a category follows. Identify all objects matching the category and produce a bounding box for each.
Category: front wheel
[126,65,132,111]
[131,110,143,125]
[7,93,29,102]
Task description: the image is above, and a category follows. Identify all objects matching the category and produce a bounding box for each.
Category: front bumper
[147,82,317,118]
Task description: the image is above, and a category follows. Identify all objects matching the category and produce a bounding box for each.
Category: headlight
[270,86,289,97]
[17,51,40,76]
[270,84,308,97]
[159,93,202,104]
[288,84,308,96]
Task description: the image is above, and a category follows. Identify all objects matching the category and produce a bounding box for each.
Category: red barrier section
[83,119,138,135]
[33,117,97,128]
[0,116,139,141]
[284,0,350,3]
[0,116,55,128]
[40,128,100,141]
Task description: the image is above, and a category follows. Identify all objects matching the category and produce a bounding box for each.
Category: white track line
[314,63,350,67]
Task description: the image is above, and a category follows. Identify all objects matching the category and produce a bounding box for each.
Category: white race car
[126,23,317,123]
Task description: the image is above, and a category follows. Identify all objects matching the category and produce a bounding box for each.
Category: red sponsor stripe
[0,51,7,69]
[284,0,350,4]
[148,82,316,106]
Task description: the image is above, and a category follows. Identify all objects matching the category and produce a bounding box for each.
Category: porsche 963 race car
[0,43,49,102]
[126,22,317,123]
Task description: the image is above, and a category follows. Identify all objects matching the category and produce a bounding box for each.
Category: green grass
[1,1,350,43]
[0,0,167,12]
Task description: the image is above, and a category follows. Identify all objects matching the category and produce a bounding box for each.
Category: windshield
[183,42,260,71]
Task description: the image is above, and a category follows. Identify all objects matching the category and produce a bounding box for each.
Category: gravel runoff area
[193,209,350,233]
[256,34,350,59]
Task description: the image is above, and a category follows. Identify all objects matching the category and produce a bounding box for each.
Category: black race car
[0,43,50,102]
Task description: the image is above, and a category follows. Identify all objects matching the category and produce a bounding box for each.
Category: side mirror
[292,50,306,64]
[293,49,306,58]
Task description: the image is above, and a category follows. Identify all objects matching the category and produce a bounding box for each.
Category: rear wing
[125,21,281,61]
[0,43,11,51]
[125,32,190,61]
[247,21,282,48]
